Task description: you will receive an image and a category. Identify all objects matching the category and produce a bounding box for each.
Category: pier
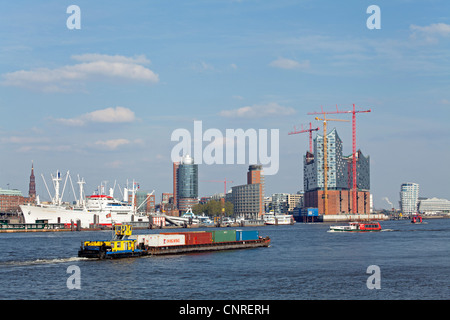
[0,222,68,232]
[0,217,266,233]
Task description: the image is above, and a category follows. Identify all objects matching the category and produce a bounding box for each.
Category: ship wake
[0,256,88,268]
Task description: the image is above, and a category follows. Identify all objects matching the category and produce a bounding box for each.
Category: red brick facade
[0,194,33,213]
[304,189,370,215]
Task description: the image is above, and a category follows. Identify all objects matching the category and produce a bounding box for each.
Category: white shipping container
[156,234,185,247]
[129,234,150,245]
[131,234,185,247]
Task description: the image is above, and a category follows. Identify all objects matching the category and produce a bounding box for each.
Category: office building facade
[418,197,450,215]
[400,183,419,216]
[173,155,199,214]
[232,165,264,219]
[271,193,289,214]
[232,183,262,219]
[134,191,155,214]
[1,189,33,213]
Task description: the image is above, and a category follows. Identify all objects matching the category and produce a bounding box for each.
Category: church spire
[29,161,36,199]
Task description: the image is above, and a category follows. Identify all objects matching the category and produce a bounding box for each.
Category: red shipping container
[161,231,212,245]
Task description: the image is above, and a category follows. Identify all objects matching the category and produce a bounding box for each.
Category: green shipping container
[212,230,236,243]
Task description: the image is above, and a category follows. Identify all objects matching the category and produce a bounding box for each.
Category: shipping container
[162,231,212,245]
[236,230,259,241]
[130,234,185,247]
[307,208,319,217]
[211,230,236,243]
[129,234,146,245]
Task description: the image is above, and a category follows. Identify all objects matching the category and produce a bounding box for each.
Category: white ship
[20,170,152,228]
[162,208,214,226]
[263,213,295,225]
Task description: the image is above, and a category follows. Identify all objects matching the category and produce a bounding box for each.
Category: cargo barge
[78,225,270,259]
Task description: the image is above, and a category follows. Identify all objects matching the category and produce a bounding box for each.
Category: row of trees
[191,200,234,217]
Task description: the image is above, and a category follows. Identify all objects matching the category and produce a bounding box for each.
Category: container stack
[161,231,212,245]
[80,227,269,259]
[131,229,260,249]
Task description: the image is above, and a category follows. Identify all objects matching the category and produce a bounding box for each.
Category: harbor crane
[288,122,320,153]
[309,104,371,214]
[314,114,349,216]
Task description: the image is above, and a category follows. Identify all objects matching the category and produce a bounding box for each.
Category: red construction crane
[288,122,320,153]
[201,179,234,213]
[313,115,349,215]
[308,104,371,214]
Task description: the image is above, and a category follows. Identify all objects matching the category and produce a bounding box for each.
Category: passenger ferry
[263,213,295,225]
[329,221,382,232]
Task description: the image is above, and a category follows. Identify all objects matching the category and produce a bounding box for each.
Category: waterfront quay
[2,213,447,233]
[0,218,266,233]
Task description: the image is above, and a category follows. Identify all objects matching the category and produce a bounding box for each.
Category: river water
[0,219,448,301]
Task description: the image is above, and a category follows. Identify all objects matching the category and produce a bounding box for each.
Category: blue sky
[0,1,449,209]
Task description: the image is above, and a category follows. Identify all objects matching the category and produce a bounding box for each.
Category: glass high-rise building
[303,128,371,215]
[304,128,370,192]
[400,183,419,216]
[175,155,198,212]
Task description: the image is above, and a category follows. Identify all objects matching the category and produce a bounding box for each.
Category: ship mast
[51,170,62,206]
[77,175,86,208]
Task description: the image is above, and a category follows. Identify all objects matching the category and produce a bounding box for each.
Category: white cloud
[269,57,310,70]
[1,54,159,92]
[190,61,215,72]
[94,138,143,150]
[16,145,71,153]
[219,102,296,118]
[55,106,136,126]
[410,23,450,43]
[71,53,151,65]
[1,136,50,144]
[104,160,124,169]
[95,139,131,150]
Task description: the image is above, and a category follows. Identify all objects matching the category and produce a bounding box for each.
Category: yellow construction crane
[314,116,349,215]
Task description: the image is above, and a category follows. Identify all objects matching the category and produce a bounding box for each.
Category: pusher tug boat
[78,225,271,259]
[329,221,382,232]
[78,225,142,259]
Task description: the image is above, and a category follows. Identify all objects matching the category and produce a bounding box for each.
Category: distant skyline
[1,1,449,209]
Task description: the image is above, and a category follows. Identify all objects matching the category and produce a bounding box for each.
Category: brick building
[303,129,370,215]
[232,165,264,219]
[0,189,33,213]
